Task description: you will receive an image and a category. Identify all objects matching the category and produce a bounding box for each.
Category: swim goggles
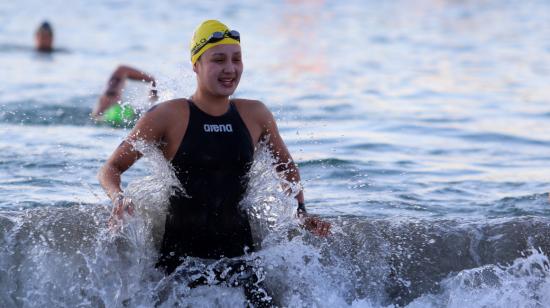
[191,30,240,56]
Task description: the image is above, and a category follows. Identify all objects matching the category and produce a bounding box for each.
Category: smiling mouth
[218,77,235,87]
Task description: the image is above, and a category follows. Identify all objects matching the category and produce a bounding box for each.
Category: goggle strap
[191,30,240,56]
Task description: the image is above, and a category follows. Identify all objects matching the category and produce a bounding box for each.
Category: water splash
[409,248,550,308]
[3,140,550,307]
[122,140,184,247]
[239,141,377,307]
[241,138,300,246]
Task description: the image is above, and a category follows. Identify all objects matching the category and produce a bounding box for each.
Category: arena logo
[204,124,233,133]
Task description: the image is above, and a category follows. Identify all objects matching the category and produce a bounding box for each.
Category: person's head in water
[35,21,54,52]
[190,20,242,98]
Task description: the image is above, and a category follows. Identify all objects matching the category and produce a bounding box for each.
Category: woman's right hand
[108,193,134,229]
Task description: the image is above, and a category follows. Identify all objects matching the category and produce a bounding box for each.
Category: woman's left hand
[300,214,331,237]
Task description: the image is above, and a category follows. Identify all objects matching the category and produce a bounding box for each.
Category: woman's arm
[92,65,157,118]
[98,104,166,220]
[258,103,330,236]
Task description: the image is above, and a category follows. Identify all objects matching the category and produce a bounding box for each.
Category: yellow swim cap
[190,20,240,64]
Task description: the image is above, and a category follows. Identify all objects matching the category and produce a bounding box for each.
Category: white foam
[409,248,550,308]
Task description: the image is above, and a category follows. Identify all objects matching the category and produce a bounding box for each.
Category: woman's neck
[190,91,231,116]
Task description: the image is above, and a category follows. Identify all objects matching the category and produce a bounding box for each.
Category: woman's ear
[192,61,199,73]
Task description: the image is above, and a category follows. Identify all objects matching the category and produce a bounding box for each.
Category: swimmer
[92,65,158,126]
[98,20,330,306]
[35,21,54,52]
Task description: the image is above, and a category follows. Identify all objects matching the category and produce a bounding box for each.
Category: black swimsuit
[157,99,255,273]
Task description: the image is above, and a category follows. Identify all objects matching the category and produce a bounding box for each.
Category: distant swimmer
[92,65,158,126]
[98,20,330,306]
[35,21,54,53]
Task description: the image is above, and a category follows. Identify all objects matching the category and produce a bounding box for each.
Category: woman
[98,19,330,306]
[92,65,158,126]
[35,21,54,52]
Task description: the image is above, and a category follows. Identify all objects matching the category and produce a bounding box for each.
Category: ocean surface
[1,0,550,307]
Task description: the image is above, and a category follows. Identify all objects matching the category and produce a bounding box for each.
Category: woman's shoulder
[134,99,189,130]
[145,98,189,116]
[232,98,275,127]
[232,98,269,113]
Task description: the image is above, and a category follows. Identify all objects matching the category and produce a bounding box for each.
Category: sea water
[1,0,550,307]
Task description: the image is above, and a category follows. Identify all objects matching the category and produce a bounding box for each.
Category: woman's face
[194,44,243,98]
[35,31,53,51]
